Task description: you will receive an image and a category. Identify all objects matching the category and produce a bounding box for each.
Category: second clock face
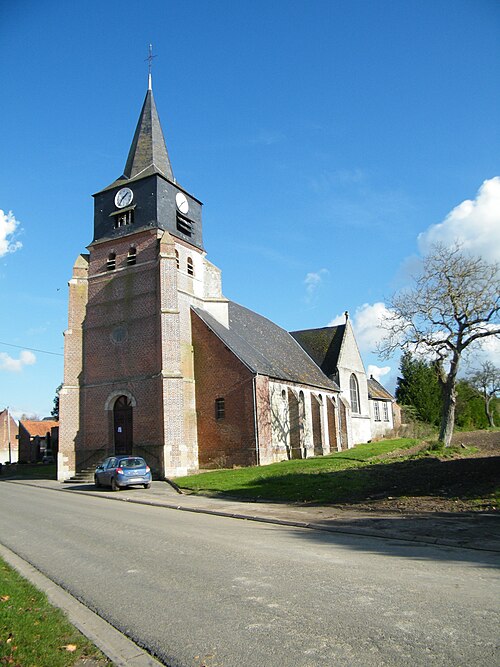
[175,192,189,215]
[115,187,134,208]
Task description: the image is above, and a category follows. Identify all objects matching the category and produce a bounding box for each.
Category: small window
[281,389,286,401]
[187,257,194,276]
[176,214,192,237]
[127,247,137,266]
[383,402,389,421]
[350,374,360,414]
[115,209,134,228]
[107,253,116,271]
[215,397,225,420]
[175,249,179,269]
[374,401,381,421]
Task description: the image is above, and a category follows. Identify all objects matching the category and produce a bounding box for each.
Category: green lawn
[0,462,57,480]
[175,438,420,503]
[0,557,109,666]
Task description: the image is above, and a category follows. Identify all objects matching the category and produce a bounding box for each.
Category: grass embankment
[176,438,418,503]
[175,437,500,508]
[0,557,109,666]
[0,463,56,480]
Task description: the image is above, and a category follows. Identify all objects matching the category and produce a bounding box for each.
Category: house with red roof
[18,419,59,463]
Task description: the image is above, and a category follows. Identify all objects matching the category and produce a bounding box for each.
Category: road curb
[0,543,164,667]
[7,480,500,553]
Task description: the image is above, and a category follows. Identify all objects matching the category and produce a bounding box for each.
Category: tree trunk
[485,396,495,428]
[438,352,460,447]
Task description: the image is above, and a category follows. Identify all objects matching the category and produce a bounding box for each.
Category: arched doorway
[113,395,133,455]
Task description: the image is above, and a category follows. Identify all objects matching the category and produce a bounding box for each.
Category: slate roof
[193,302,340,392]
[124,88,173,181]
[367,377,394,401]
[97,88,174,194]
[290,326,346,377]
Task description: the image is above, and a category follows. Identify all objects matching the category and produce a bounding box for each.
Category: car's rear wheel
[111,477,120,492]
[94,475,101,488]
[144,483,151,489]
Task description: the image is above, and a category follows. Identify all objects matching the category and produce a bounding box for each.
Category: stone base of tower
[160,376,199,478]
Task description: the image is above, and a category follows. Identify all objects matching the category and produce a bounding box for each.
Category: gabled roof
[290,326,346,377]
[193,303,340,392]
[19,420,58,437]
[367,377,394,401]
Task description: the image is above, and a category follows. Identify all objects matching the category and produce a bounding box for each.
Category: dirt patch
[334,430,500,514]
[451,429,499,453]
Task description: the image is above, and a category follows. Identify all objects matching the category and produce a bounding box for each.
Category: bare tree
[379,244,500,446]
[468,361,499,427]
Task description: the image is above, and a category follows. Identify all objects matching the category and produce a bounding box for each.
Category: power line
[0,341,63,357]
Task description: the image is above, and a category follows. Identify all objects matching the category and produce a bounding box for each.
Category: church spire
[122,82,174,181]
[146,43,155,92]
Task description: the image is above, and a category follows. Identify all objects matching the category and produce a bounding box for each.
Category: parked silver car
[94,456,152,491]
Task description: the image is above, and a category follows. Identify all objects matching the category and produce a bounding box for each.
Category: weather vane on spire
[145,44,157,90]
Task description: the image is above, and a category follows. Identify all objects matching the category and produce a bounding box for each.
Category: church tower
[58,79,228,480]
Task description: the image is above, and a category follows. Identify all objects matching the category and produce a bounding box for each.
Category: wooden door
[113,396,133,455]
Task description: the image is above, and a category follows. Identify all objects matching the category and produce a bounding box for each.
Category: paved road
[0,483,498,667]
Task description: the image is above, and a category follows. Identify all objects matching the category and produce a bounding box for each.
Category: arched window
[349,374,360,414]
[127,247,136,266]
[175,249,179,269]
[187,257,194,276]
[107,253,116,271]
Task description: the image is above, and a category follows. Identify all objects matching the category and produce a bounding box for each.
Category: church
[58,79,397,481]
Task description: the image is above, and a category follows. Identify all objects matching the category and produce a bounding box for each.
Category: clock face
[175,192,189,215]
[115,187,134,208]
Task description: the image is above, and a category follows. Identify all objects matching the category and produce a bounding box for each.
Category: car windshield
[118,458,145,469]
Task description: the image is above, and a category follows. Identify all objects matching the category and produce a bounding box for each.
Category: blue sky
[1,0,499,418]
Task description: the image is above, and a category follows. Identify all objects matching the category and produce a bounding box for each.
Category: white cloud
[304,268,329,301]
[367,364,391,382]
[0,350,36,372]
[463,325,500,369]
[418,177,500,262]
[329,302,393,353]
[0,210,23,257]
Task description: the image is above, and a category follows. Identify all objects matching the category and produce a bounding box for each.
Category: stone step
[66,467,96,483]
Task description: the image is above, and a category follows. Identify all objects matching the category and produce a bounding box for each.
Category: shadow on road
[63,483,152,494]
[280,512,500,568]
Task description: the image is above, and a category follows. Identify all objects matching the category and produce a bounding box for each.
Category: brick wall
[0,411,18,464]
[81,229,167,474]
[191,310,257,468]
[58,253,89,479]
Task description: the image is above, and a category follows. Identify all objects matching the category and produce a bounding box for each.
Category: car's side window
[107,458,117,469]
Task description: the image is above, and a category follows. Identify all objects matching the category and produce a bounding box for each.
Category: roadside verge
[0,542,164,667]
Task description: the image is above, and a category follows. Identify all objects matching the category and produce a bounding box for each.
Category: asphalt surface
[5,477,500,552]
[0,479,499,667]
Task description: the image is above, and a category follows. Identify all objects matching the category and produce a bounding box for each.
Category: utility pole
[6,406,12,464]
